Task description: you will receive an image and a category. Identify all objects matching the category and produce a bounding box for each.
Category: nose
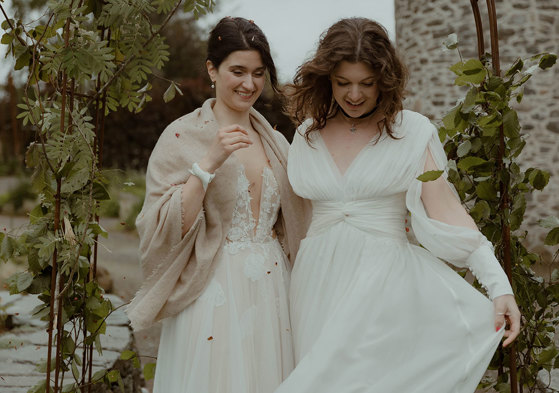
[242,75,255,90]
[347,85,361,101]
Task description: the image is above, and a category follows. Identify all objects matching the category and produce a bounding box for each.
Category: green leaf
[92,369,106,382]
[475,181,498,201]
[73,353,82,367]
[456,140,472,157]
[538,346,559,365]
[529,169,550,190]
[457,157,487,172]
[539,53,557,70]
[478,112,501,128]
[417,170,443,182]
[121,349,141,368]
[443,105,460,129]
[89,222,108,238]
[481,126,497,137]
[1,33,13,44]
[16,271,33,292]
[461,88,478,113]
[62,335,76,356]
[1,20,15,30]
[71,358,80,380]
[106,369,119,383]
[505,58,523,77]
[545,228,559,246]
[118,372,125,393]
[0,233,14,260]
[539,216,559,229]
[61,382,77,393]
[442,33,458,50]
[503,109,520,138]
[455,59,487,85]
[469,200,491,221]
[120,350,136,360]
[163,82,176,103]
[27,380,47,393]
[14,50,31,70]
[92,182,110,200]
[143,362,156,380]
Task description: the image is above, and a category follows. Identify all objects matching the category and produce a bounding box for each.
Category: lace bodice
[225,166,280,247]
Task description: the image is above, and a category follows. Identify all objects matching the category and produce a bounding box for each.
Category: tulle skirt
[153,239,293,393]
[277,222,503,393]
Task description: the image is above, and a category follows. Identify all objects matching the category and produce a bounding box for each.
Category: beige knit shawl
[126,99,309,331]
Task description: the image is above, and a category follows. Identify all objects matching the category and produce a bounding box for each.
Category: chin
[231,100,255,113]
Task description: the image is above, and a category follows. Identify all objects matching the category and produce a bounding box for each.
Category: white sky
[198,0,395,82]
[0,0,395,85]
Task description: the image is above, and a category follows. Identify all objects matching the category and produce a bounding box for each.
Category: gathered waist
[307,197,408,242]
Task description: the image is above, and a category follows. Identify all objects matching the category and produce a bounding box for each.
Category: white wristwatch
[189,162,215,191]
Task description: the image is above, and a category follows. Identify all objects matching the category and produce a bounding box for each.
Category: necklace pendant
[350,124,357,133]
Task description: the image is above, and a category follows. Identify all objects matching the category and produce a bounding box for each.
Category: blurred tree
[1,1,294,171]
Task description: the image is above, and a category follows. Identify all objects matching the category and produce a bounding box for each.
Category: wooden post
[469,1,519,391]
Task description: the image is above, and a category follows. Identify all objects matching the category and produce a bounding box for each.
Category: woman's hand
[493,294,521,347]
[199,124,253,173]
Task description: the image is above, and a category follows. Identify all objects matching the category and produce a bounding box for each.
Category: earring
[211,82,215,89]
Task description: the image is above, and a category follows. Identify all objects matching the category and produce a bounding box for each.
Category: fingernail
[496,326,500,332]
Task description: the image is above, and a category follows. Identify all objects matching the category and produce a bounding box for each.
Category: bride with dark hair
[277,17,520,393]
[127,17,308,393]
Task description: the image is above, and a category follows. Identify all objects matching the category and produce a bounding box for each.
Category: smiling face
[207,50,266,114]
[331,61,380,117]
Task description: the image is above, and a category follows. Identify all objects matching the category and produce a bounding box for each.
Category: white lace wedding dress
[153,166,293,393]
[276,111,513,393]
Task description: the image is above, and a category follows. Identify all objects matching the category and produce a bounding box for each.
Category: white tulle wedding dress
[276,111,512,393]
[153,166,293,393]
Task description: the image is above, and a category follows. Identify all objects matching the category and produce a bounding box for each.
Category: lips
[345,100,364,108]
[235,90,254,99]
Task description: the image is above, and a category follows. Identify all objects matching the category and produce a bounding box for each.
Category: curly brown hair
[287,18,408,141]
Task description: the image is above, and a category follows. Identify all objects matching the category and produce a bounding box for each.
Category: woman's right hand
[199,124,252,173]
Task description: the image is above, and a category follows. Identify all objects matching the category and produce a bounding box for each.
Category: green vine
[435,34,558,392]
[0,0,216,392]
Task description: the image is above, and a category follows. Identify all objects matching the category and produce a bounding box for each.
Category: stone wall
[394,0,559,252]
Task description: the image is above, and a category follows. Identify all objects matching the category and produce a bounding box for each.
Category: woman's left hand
[493,294,521,347]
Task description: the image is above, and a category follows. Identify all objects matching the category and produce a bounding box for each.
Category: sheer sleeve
[405,122,513,300]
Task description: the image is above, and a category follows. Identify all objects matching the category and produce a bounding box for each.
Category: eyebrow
[334,75,376,82]
[229,65,266,71]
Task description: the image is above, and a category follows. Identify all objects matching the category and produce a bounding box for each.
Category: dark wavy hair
[287,17,408,141]
[207,17,280,94]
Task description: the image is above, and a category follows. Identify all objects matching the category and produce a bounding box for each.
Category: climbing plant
[0,0,215,392]
[429,32,558,392]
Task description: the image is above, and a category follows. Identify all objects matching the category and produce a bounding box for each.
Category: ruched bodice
[307,194,407,241]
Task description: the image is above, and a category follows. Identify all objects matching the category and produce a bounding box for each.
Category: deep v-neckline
[317,131,381,180]
[233,158,275,232]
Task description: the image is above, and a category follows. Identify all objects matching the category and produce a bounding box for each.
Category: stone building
[394,0,559,254]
